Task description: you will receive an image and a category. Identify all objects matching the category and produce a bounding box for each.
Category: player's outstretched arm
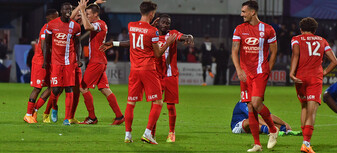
[179,34,194,45]
[323,50,337,75]
[79,0,95,31]
[270,114,291,130]
[71,4,81,20]
[289,44,302,83]
[269,42,277,71]
[42,33,52,69]
[99,40,130,52]
[231,41,246,82]
[153,34,176,58]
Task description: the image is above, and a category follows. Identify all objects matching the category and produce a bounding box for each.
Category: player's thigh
[50,64,64,87]
[63,65,75,87]
[140,70,162,102]
[31,63,49,88]
[128,70,144,102]
[240,76,252,102]
[75,66,82,86]
[81,63,104,89]
[163,76,179,104]
[251,73,268,98]
[307,78,323,104]
[97,65,110,89]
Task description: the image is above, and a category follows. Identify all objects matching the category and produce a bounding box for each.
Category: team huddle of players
[22,0,336,151]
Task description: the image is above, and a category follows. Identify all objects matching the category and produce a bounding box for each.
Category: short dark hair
[242,0,259,12]
[61,2,72,9]
[46,9,58,17]
[159,14,171,20]
[299,17,318,33]
[86,4,100,14]
[140,1,157,15]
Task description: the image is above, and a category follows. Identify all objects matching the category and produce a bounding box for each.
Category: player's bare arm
[74,35,82,67]
[231,41,246,82]
[70,4,81,20]
[179,34,194,45]
[323,50,337,75]
[269,42,277,71]
[151,17,160,27]
[153,34,176,58]
[99,40,130,52]
[42,33,52,69]
[289,44,302,83]
[79,0,95,31]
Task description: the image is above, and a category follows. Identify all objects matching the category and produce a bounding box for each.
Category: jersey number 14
[132,33,144,49]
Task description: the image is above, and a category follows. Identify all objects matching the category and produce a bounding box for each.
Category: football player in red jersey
[100,14,193,143]
[102,1,175,144]
[231,1,279,152]
[23,9,59,124]
[43,2,82,126]
[152,14,193,142]
[289,17,337,153]
[76,0,124,125]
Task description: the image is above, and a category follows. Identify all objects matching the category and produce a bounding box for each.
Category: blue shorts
[326,83,337,100]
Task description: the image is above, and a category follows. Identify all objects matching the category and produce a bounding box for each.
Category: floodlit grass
[0,83,336,152]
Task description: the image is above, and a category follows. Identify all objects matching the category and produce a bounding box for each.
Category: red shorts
[162,76,179,104]
[81,63,109,89]
[30,63,50,88]
[295,77,322,104]
[128,70,162,102]
[50,64,75,87]
[240,73,269,102]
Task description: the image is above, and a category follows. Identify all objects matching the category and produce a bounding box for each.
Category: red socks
[82,91,96,119]
[26,101,35,114]
[303,125,314,142]
[34,98,46,110]
[64,92,73,120]
[107,93,123,118]
[167,104,176,133]
[249,111,260,145]
[44,98,53,114]
[146,104,163,130]
[258,105,277,133]
[125,103,135,132]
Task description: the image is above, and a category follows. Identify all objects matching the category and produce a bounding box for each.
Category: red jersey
[32,24,47,65]
[45,17,81,65]
[291,33,332,79]
[88,20,108,64]
[156,30,183,77]
[128,21,159,70]
[233,21,276,76]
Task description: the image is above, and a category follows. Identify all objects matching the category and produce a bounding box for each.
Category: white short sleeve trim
[325,46,331,51]
[152,37,159,42]
[45,29,52,34]
[92,22,101,32]
[291,40,299,47]
[233,35,241,40]
[41,34,45,39]
[268,36,276,43]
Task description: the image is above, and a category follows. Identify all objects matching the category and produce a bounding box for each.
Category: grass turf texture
[0,83,337,152]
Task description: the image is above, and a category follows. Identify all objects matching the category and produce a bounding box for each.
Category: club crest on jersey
[260,32,264,37]
[245,37,259,45]
[69,29,73,33]
[55,33,67,40]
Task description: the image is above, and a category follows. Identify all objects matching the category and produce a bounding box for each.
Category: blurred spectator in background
[200,35,215,86]
[184,44,198,63]
[271,18,281,35]
[214,43,229,85]
[118,28,129,61]
[289,23,299,39]
[26,40,36,70]
[0,38,7,59]
[277,24,290,63]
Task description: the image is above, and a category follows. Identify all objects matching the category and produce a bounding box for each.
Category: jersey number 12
[306,41,321,56]
[132,33,144,49]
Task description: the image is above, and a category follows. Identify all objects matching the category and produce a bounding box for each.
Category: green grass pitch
[0,83,337,152]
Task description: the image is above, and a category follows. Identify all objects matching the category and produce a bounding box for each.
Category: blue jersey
[326,82,337,100]
[230,101,249,130]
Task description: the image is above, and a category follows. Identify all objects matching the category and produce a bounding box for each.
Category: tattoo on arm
[232,41,239,48]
